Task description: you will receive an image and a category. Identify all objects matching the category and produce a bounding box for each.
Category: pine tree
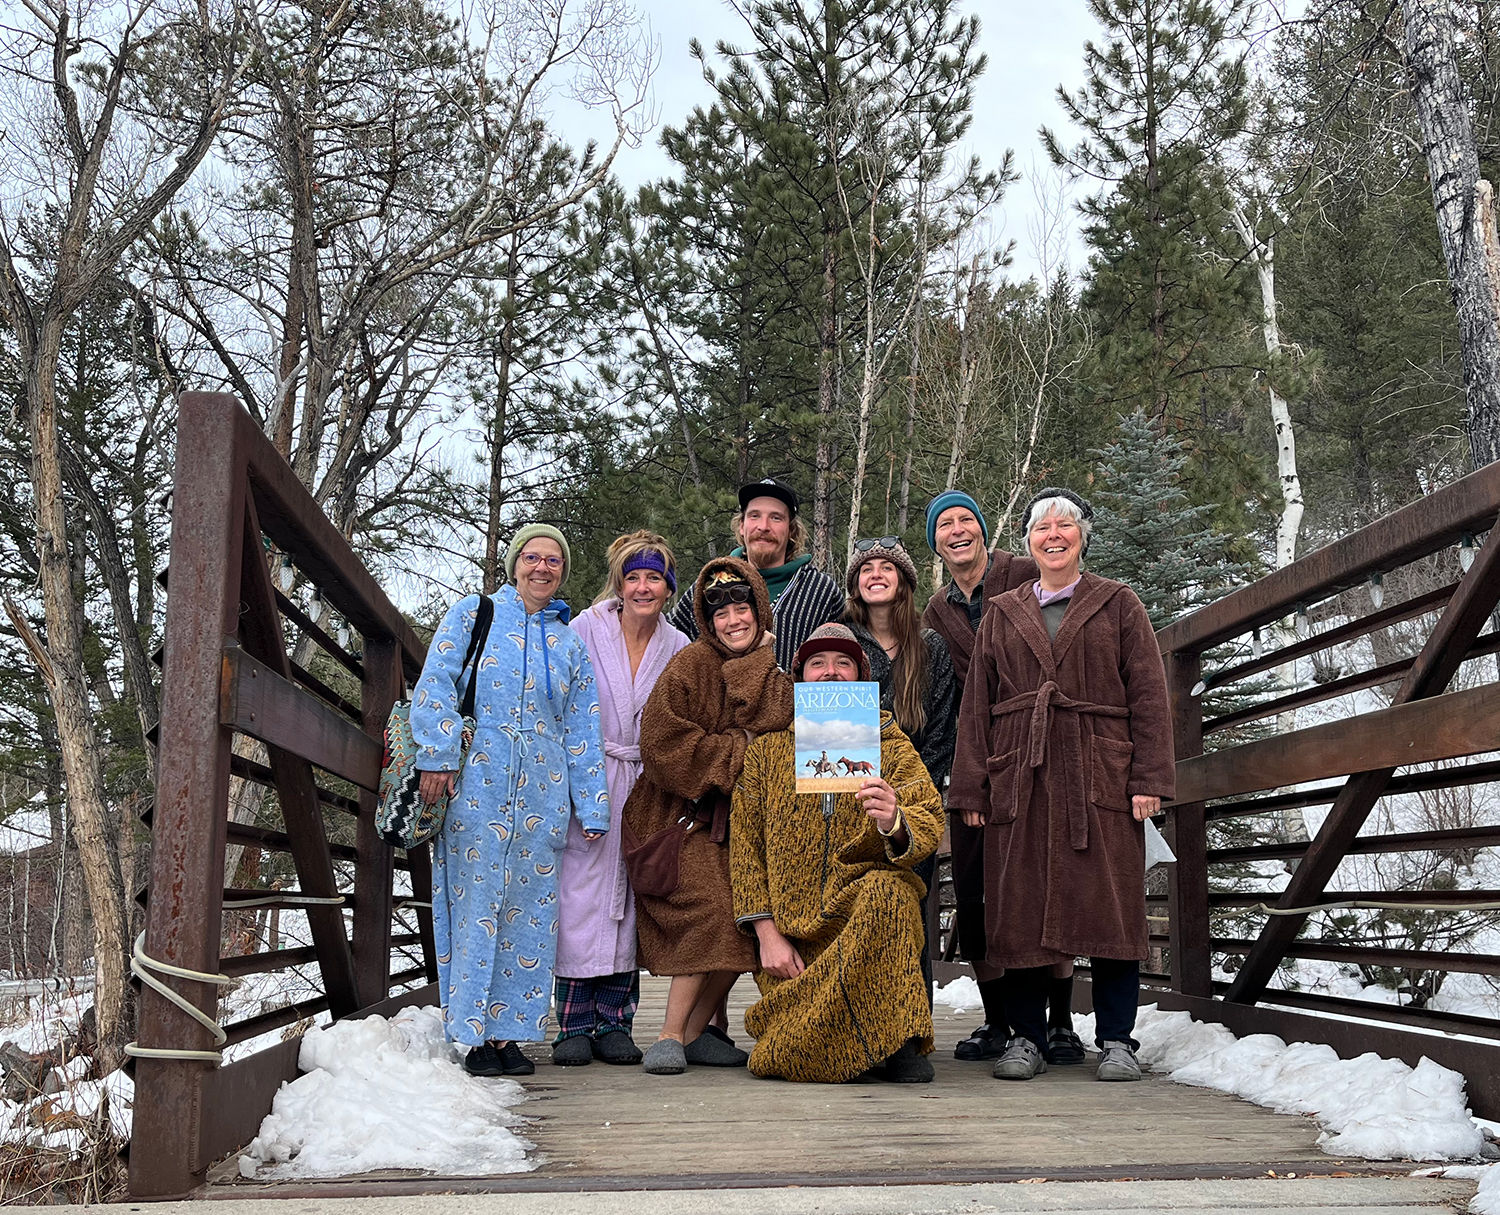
[1044,0,1261,522]
[1086,408,1251,628]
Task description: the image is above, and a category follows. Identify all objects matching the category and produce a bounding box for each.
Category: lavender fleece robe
[556,601,689,977]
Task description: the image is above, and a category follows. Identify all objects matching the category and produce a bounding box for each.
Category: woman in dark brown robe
[623,557,793,1074]
[949,489,1174,1084]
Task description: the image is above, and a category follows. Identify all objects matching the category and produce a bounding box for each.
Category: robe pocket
[1090,736,1135,812]
[985,749,1021,825]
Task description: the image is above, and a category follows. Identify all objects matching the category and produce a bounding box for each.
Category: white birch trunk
[1233,203,1310,850]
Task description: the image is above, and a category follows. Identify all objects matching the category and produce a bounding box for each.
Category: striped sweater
[669,560,844,672]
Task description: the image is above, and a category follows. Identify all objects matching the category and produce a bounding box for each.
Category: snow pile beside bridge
[239,1004,534,1179]
[1469,1162,1500,1213]
[1075,1004,1485,1161]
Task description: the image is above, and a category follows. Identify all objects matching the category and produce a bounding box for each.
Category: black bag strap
[458,594,495,719]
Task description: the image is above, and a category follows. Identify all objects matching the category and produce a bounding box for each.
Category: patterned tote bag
[376,594,494,848]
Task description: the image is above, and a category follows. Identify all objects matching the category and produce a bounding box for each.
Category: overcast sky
[550,0,1103,281]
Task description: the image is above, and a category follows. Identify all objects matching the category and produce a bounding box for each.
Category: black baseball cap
[737,478,799,517]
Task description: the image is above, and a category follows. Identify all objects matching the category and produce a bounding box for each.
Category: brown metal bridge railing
[931,460,1500,1120]
[129,393,433,1198]
[133,392,1500,1197]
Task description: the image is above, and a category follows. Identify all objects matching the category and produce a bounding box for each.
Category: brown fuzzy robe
[921,549,1038,959]
[624,557,794,975]
[730,715,943,1082]
[948,572,1175,966]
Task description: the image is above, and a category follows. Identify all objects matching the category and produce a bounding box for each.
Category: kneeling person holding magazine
[729,623,944,1084]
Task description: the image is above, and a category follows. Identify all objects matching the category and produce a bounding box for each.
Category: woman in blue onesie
[413,523,609,1077]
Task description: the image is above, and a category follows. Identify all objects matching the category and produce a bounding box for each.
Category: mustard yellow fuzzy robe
[730,714,944,1082]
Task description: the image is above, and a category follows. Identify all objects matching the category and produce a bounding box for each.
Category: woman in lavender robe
[552,531,690,1065]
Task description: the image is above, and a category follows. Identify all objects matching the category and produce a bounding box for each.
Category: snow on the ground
[933,976,981,1013]
[239,1004,533,1179]
[1073,1004,1485,1161]
[1472,1163,1500,1213]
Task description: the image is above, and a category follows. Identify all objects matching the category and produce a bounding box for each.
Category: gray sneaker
[992,1037,1048,1080]
[1096,1040,1142,1081]
[642,1037,687,1075]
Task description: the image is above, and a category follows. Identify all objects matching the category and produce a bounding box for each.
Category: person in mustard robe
[730,624,944,1083]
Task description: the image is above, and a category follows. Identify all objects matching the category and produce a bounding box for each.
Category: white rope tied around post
[123,895,348,1062]
[123,933,233,1063]
[1254,899,1500,916]
[221,893,347,910]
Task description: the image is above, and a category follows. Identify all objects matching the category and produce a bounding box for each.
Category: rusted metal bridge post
[129,393,433,1197]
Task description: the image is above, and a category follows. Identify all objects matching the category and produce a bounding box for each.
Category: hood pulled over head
[692,556,774,658]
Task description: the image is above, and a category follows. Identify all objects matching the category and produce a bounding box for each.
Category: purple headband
[622,549,676,593]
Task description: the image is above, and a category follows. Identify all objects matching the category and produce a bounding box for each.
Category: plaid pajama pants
[552,970,640,1041]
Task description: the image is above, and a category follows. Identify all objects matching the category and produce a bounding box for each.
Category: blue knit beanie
[925,491,989,552]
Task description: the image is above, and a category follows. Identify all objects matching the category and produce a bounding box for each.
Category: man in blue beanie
[920,490,1085,1070]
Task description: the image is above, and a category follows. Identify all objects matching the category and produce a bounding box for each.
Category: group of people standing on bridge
[407,476,1175,1088]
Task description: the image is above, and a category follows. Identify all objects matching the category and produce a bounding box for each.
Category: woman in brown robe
[623,557,793,1075]
[949,489,1174,1084]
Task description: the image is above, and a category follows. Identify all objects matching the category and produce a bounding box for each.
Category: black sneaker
[464,1043,505,1076]
[954,1022,1005,1061]
[465,1041,534,1077]
[497,1041,535,1075]
[1046,1026,1086,1066]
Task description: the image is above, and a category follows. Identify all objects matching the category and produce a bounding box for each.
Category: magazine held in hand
[794,680,881,794]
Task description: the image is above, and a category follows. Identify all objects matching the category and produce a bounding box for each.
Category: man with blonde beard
[670,479,843,673]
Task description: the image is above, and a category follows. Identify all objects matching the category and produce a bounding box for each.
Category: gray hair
[1025,495,1092,554]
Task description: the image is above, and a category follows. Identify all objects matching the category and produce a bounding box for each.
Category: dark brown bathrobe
[921,549,1038,959]
[624,557,794,975]
[947,572,1174,967]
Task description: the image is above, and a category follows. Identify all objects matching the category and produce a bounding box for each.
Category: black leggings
[1001,958,1139,1050]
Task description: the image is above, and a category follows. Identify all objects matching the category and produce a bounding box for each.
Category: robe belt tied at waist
[601,738,640,919]
[990,680,1129,851]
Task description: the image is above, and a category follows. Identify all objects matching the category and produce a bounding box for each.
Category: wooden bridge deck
[207,977,1418,1196]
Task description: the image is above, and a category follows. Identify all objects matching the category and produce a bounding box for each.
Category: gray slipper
[551,1034,593,1066]
[684,1032,749,1067]
[642,1037,687,1075]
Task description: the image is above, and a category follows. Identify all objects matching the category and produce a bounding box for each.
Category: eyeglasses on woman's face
[519,552,564,570]
[854,535,901,553]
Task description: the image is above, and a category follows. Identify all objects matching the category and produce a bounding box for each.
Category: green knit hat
[504,523,571,588]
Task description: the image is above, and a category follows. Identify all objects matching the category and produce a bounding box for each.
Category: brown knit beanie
[845,539,919,597]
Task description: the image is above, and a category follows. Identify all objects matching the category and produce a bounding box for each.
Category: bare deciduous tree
[0,0,247,1064]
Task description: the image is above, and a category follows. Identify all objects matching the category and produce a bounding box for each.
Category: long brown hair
[843,570,929,737]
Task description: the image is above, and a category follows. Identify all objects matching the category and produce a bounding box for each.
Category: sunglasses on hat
[854,536,902,553]
[703,582,754,609]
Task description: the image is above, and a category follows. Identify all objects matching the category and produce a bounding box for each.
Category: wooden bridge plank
[353,637,401,1006]
[235,492,362,1019]
[1172,678,1500,805]
[516,978,1331,1183]
[219,647,382,792]
[131,393,248,1200]
[1156,455,1500,655]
